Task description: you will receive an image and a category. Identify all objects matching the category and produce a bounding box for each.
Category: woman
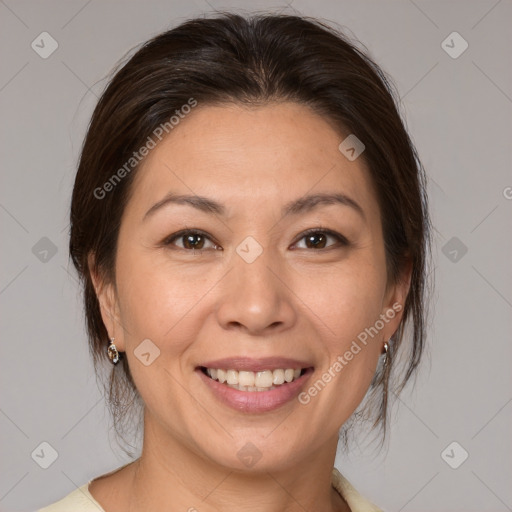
[39,12,431,512]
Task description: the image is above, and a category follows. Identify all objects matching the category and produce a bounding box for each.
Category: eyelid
[162,229,220,250]
[162,227,349,251]
[290,227,349,250]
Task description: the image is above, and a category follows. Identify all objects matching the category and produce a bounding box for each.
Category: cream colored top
[38,465,382,512]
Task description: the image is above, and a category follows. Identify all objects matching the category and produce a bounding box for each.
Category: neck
[126,417,350,512]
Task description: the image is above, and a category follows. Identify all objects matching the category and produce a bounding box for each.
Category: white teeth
[255,370,273,388]
[217,369,227,383]
[226,370,238,385]
[204,367,304,391]
[228,383,277,391]
[272,369,285,385]
[206,368,218,380]
[238,371,255,387]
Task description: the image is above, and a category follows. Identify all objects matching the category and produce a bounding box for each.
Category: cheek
[291,256,386,404]
[297,269,384,423]
[294,257,387,341]
[116,254,210,336]
[113,258,205,415]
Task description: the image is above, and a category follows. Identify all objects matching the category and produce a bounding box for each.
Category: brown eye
[182,233,205,249]
[164,230,219,251]
[304,232,328,249]
[294,229,348,250]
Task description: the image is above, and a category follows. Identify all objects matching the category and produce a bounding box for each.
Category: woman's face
[94,102,409,471]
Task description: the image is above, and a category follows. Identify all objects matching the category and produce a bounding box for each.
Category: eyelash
[162,228,349,252]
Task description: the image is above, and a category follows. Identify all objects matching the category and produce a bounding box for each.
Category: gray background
[1,0,511,511]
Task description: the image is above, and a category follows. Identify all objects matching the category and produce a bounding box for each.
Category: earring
[382,340,390,367]
[107,337,120,365]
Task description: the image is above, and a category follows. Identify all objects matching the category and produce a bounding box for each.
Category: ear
[380,256,413,343]
[88,253,126,352]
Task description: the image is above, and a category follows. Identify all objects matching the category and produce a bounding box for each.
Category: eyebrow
[143,192,365,222]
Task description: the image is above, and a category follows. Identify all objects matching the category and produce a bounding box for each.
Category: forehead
[126,102,380,224]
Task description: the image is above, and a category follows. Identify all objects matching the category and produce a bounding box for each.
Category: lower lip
[196,368,313,413]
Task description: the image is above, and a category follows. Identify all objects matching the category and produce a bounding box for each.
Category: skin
[89,102,411,511]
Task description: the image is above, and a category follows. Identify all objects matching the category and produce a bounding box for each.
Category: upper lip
[198,357,314,372]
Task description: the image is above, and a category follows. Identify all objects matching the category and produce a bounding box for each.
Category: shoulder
[37,462,134,512]
[331,467,383,512]
[37,483,105,512]
[38,464,378,511]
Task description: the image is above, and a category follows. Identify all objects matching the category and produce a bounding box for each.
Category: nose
[215,247,297,336]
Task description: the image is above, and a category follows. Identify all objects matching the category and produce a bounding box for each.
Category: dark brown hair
[69,12,432,456]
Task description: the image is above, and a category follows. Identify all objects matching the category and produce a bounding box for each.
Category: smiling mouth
[199,367,309,392]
